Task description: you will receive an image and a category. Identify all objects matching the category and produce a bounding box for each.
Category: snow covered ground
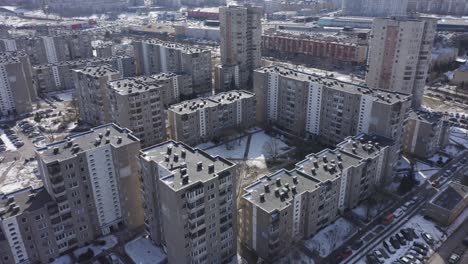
[304,218,359,257]
[246,132,291,169]
[277,248,314,264]
[49,255,72,264]
[414,161,440,182]
[0,129,17,151]
[53,91,75,101]
[427,153,450,165]
[73,235,117,258]
[204,136,248,160]
[124,236,167,264]
[0,161,42,194]
[448,126,468,148]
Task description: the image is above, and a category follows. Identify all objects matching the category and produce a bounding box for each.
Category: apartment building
[403,110,449,159]
[168,90,256,146]
[74,65,122,126]
[217,4,263,91]
[254,66,412,148]
[262,29,369,64]
[139,141,237,263]
[366,17,437,107]
[0,51,34,117]
[408,0,468,16]
[133,40,212,95]
[108,78,166,148]
[342,0,408,16]
[147,73,193,106]
[0,33,93,65]
[36,124,143,237]
[239,133,394,261]
[33,56,135,93]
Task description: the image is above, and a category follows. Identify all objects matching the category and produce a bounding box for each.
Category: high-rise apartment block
[168,90,256,146]
[366,17,437,107]
[146,73,194,106]
[0,125,142,264]
[254,66,412,148]
[0,51,35,117]
[0,33,93,65]
[74,65,122,126]
[342,0,408,17]
[403,110,449,159]
[217,4,262,91]
[108,77,166,148]
[33,56,136,93]
[133,40,212,95]
[239,133,394,262]
[139,141,237,263]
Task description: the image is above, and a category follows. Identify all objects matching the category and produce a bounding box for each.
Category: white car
[393,208,404,218]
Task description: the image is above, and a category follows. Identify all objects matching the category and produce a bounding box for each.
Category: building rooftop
[243,169,320,212]
[263,28,367,45]
[139,39,210,54]
[169,90,253,114]
[243,133,393,212]
[257,65,412,104]
[408,110,445,124]
[108,77,161,96]
[33,55,132,69]
[430,182,468,211]
[0,51,27,64]
[140,141,235,191]
[73,64,120,78]
[36,123,139,163]
[0,187,53,219]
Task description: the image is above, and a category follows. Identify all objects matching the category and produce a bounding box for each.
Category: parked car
[402,229,414,241]
[390,236,401,249]
[413,241,430,251]
[383,240,396,254]
[422,232,435,245]
[407,250,424,261]
[393,208,404,218]
[339,247,352,259]
[396,233,407,246]
[448,253,460,264]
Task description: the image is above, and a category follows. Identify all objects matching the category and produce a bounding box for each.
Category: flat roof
[33,55,132,69]
[108,77,161,96]
[139,39,210,54]
[257,65,411,104]
[73,64,120,77]
[431,182,468,211]
[36,124,139,163]
[0,51,27,64]
[169,90,254,115]
[0,187,52,219]
[408,110,445,124]
[140,141,235,191]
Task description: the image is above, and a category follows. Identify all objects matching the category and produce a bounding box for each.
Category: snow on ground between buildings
[414,161,440,183]
[50,254,72,264]
[246,132,291,169]
[449,126,468,148]
[444,144,464,156]
[0,161,42,194]
[204,136,248,160]
[304,218,358,257]
[0,129,17,151]
[124,236,167,264]
[54,91,74,101]
[277,248,314,264]
[73,235,117,258]
[427,153,449,165]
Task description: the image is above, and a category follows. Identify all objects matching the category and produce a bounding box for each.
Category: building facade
[366,17,437,107]
[133,40,212,95]
[0,51,34,117]
[44,0,127,15]
[74,65,122,126]
[239,133,394,262]
[408,0,468,16]
[108,77,166,148]
[218,4,262,91]
[168,90,256,146]
[139,140,237,263]
[33,56,136,93]
[403,110,449,159]
[254,66,411,149]
[0,33,93,65]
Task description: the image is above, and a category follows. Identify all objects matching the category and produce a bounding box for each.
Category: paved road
[428,219,468,264]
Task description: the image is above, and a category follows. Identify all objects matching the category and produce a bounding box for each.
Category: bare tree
[263,137,281,162]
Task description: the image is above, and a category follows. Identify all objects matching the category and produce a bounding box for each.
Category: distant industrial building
[44,0,127,15]
[341,0,408,17]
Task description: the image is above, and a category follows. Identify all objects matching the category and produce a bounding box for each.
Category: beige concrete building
[147,72,194,106]
[403,110,449,159]
[254,65,411,150]
[217,4,263,91]
[366,17,437,107]
[139,141,237,263]
[0,51,34,117]
[33,56,136,93]
[168,90,256,146]
[424,181,468,226]
[108,77,166,148]
[133,40,212,95]
[239,133,394,262]
[0,124,143,264]
[74,65,122,127]
[0,33,93,65]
